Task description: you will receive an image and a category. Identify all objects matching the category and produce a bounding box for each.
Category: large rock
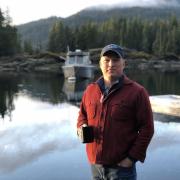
[0,54,65,74]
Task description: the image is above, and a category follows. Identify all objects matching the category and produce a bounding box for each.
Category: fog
[92,0,180,9]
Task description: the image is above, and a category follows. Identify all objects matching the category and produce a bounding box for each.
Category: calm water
[0,70,180,180]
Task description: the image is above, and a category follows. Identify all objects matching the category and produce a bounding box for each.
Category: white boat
[62,49,95,79]
[150,95,180,122]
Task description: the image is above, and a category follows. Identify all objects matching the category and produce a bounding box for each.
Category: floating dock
[150,95,180,122]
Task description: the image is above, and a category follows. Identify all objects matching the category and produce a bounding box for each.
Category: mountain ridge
[17,6,180,50]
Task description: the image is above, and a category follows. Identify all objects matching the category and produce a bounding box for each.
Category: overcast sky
[0,0,179,25]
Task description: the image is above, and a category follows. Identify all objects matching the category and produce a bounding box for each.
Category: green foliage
[48,21,74,52]
[47,15,180,57]
[14,7,180,57]
[126,50,152,60]
[17,6,180,52]
[17,17,60,51]
[0,8,20,57]
[23,40,34,55]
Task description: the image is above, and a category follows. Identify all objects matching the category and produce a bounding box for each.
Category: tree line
[48,16,180,56]
[0,8,21,57]
[1,6,180,57]
[0,8,34,57]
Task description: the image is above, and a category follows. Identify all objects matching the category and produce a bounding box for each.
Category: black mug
[80,126,94,143]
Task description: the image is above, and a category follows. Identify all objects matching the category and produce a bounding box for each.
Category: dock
[150,95,180,122]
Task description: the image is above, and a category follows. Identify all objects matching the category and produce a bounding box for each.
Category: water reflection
[0,70,180,179]
[17,73,65,104]
[125,69,180,95]
[1,70,180,120]
[150,121,180,151]
[0,95,180,179]
[0,73,65,121]
[0,95,79,173]
[63,79,92,103]
[0,73,19,119]
[137,120,180,180]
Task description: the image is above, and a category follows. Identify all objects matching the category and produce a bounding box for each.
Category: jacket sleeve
[77,90,88,128]
[128,87,154,163]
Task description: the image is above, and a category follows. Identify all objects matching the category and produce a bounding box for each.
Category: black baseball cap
[100,44,124,58]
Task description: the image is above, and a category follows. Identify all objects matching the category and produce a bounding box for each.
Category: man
[77,44,154,180]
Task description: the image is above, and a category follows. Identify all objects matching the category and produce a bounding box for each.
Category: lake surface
[0,70,180,180]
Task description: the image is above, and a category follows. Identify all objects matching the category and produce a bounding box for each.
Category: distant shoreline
[0,53,180,74]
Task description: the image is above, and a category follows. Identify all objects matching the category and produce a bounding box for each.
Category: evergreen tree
[75,22,99,50]
[166,27,176,54]
[24,40,34,54]
[46,14,180,56]
[48,21,72,52]
[119,18,127,47]
[0,9,5,27]
[126,19,135,49]
[0,8,20,56]
[142,21,156,53]
[152,21,167,55]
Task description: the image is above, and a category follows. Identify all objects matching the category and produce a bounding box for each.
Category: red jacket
[77,75,154,164]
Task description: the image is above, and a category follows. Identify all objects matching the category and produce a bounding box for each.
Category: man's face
[99,52,125,81]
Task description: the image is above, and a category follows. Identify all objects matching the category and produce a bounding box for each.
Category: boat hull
[62,65,94,79]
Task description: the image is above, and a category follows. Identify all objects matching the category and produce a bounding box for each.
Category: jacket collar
[123,75,133,85]
[96,74,128,94]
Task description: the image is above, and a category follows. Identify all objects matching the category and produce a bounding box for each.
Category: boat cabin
[66,49,91,66]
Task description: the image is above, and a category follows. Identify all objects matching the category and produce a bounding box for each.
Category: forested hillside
[48,16,180,57]
[17,16,61,51]
[17,6,180,51]
[65,6,180,26]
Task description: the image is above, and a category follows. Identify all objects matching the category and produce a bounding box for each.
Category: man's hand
[117,157,133,168]
[77,124,87,140]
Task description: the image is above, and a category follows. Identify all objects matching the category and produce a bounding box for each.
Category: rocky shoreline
[0,54,180,74]
[126,59,180,71]
[0,54,65,74]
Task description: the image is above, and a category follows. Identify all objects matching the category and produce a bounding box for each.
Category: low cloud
[92,0,180,9]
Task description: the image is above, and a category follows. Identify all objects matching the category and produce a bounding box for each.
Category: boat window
[83,56,89,64]
[69,57,75,64]
[77,56,83,64]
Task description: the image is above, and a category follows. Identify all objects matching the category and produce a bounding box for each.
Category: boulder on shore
[0,54,65,74]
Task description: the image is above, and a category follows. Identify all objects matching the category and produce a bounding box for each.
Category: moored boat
[62,49,95,79]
